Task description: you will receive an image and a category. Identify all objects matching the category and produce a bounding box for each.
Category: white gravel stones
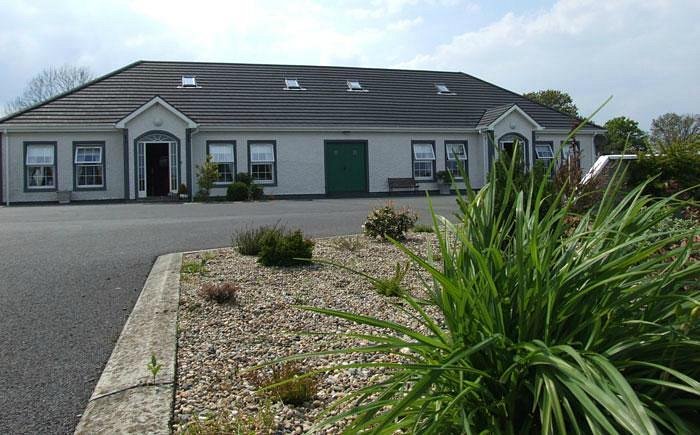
[174,233,439,433]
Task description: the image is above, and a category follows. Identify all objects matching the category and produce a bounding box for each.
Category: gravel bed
[173,233,439,434]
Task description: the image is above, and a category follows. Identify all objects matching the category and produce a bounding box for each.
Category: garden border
[74,253,183,434]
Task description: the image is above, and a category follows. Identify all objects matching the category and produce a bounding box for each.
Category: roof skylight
[436,83,452,94]
[285,78,301,90]
[181,76,197,88]
[347,80,364,91]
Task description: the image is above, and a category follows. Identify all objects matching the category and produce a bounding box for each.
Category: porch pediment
[477,103,543,130]
[115,96,198,129]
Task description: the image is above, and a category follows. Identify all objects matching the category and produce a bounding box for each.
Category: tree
[194,155,219,201]
[649,112,699,149]
[4,65,93,115]
[523,89,579,117]
[602,116,648,153]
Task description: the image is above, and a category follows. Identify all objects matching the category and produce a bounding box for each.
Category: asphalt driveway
[0,195,458,434]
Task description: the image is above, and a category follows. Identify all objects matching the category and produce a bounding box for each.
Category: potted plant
[436,170,452,195]
[178,184,189,200]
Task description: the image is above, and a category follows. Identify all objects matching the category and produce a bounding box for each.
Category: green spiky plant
[281,103,700,433]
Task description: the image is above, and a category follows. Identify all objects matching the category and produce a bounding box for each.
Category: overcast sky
[1,0,697,129]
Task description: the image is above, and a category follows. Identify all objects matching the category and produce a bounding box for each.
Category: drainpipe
[3,129,8,206]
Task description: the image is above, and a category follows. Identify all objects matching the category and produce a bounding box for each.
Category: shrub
[628,140,700,200]
[235,172,254,185]
[301,121,700,433]
[226,181,249,201]
[195,155,219,199]
[258,229,314,267]
[249,184,264,200]
[198,282,238,304]
[363,202,417,240]
[233,225,283,256]
[245,362,317,406]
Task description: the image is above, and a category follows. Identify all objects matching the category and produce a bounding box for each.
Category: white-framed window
[208,142,235,184]
[249,142,275,184]
[25,143,56,189]
[412,142,435,180]
[445,141,467,177]
[535,143,554,160]
[74,145,104,188]
[181,76,197,87]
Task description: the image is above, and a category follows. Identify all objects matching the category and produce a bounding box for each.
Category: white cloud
[387,16,424,31]
[396,0,700,128]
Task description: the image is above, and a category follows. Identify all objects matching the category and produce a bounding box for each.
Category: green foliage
[235,172,254,185]
[198,282,238,304]
[372,262,409,297]
[603,116,649,153]
[181,253,214,275]
[258,229,314,267]
[650,112,699,149]
[245,363,318,406]
[226,181,250,201]
[195,155,219,199]
[233,225,283,256]
[412,223,434,233]
[628,140,700,200]
[332,236,366,252]
[234,226,280,256]
[249,184,264,201]
[523,89,579,117]
[363,203,417,240]
[436,170,451,183]
[178,402,275,435]
[296,117,700,433]
[147,354,162,384]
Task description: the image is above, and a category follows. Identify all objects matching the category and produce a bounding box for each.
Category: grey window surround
[206,140,237,186]
[247,140,277,186]
[411,140,436,182]
[444,140,468,179]
[73,141,106,191]
[23,141,57,192]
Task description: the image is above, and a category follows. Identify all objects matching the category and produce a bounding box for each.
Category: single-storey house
[0,60,604,204]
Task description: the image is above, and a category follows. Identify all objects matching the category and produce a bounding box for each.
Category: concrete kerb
[75,252,183,435]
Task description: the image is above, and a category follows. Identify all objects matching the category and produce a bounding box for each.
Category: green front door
[325,141,368,194]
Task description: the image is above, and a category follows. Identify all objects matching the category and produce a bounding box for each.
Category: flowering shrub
[363,203,417,240]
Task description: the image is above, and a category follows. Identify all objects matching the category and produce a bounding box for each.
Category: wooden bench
[388,177,418,194]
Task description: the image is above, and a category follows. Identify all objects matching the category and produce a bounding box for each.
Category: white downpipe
[3,129,8,206]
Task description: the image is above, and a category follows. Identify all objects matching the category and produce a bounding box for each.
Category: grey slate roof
[1,60,598,129]
[478,103,516,127]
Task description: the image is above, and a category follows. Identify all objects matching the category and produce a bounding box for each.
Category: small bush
[245,362,318,406]
[235,172,254,185]
[258,229,314,267]
[412,223,434,233]
[332,236,365,252]
[198,282,238,304]
[628,140,700,200]
[249,184,264,200]
[226,182,250,201]
[233,225,283,256]
[363,202,417,240]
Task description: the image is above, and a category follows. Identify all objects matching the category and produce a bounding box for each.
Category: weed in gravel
[181,259,207,275]
[373,262,409,297]
[198,282,239,304]
[178,401,275,435]
[245,362,318,406]
[412,223,434,233]
[332,236,366,252]
[233,224,284,256]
